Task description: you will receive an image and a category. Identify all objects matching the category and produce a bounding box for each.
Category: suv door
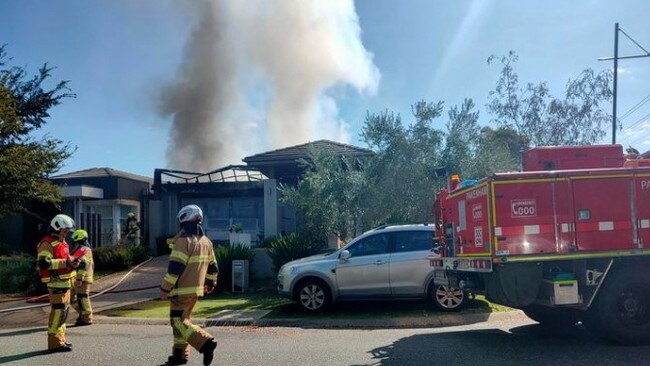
[336,233,392,297]
[389,230,435,296]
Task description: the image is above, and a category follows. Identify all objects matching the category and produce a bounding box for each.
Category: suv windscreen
[347,233,390,257]
[394,230,433,252]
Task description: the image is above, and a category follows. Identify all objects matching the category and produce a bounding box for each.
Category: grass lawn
[100,292,291,318]
[100,292,512,319]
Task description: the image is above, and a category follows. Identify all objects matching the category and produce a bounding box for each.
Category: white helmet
[50,214,75,231]
[177,204,203,223]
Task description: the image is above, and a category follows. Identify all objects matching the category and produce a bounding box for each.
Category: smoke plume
[160,0,380,172]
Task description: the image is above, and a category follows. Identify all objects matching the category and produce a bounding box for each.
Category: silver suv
[277,224,466,312]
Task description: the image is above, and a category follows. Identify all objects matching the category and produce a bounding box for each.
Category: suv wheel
[430,284,467,311]
[295,278,331,312]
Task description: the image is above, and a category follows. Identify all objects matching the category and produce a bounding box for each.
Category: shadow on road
[266,297,492,328]
[0,350,50,364]
[0,327,44,338]
[357,324,650,366]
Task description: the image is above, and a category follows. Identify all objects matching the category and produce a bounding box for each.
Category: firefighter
[160,204,218,366]
[70,229,94,326]
[36,214,79,353]
[124,211,140,246]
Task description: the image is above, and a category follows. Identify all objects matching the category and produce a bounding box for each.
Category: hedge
[0,254,43,294]
[93,245,149,271]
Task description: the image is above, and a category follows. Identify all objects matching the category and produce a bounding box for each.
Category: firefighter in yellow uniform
[70,229,94,326]
[160,204,218,366]
[36,214,79,353]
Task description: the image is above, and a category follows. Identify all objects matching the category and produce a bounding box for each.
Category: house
[149,140,373,251]
[0,140,372,256]
[49,168,152,247]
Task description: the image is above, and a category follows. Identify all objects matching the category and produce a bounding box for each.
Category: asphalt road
[1,318,649,366]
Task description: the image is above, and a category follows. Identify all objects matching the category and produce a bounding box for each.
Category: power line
[598,23,650,144]
[623,111,650,131]
[627,132,650,148]
[624,116,650,147]
[620,112,650,148]
[620,93,650,120]
[619,28,650,56]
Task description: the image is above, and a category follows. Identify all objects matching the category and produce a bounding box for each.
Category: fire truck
[431,144,650,345]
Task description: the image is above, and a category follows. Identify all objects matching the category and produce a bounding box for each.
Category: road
[1,318,649,366]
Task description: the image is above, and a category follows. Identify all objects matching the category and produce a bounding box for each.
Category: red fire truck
[432,144,650,345]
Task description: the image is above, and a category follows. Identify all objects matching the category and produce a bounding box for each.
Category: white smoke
[160,0,380,172]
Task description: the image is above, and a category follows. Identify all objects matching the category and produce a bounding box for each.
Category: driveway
[0,255,168,328]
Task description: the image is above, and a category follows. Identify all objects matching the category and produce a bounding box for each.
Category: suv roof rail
[373,222,430,231]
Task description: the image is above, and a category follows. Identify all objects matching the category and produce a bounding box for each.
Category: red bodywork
[434,145,650,263]
[521,144,624,171]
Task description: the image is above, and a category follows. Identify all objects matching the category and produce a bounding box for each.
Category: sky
[1,0,649,177]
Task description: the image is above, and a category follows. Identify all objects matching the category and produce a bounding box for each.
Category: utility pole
[612,23,619,145]
[598,23,650,144]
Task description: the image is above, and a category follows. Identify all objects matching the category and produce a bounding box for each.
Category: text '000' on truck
[432,144,650,345]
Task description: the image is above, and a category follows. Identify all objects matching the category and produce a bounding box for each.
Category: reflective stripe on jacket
[161,234,218,297]
[75,246,94,283]
[37,236,75,288]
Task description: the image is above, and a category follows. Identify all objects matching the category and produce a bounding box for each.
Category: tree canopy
[283,51,612,243]
[487,51,612,146]
[0,45,74,217]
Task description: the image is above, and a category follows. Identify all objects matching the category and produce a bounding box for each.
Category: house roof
[154,165,267,185]
[51,167,153,184]
[243,139,373,164]
[643,150,650,159]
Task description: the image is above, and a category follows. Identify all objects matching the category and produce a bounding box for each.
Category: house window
[92,205,113,246]
[80,202,140,246]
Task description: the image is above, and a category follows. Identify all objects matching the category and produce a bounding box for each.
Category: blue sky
[1,0,649,177]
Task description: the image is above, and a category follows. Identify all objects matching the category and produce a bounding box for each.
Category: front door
[336,233,391,297]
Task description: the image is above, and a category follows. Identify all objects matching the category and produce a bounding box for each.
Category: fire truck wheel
[583,268,650,345]
[522,304,580,328]
[429,284,467,312]
[294,278,331,312]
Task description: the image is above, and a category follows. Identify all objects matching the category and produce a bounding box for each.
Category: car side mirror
[432,246,442,255]
[339,250,351,261]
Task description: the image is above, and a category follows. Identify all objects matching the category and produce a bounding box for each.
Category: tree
[441,98,480,178]
[0,45,74,217]
[280,148,368,244]
[471,126,529,178]
[361,100,445,225]
[487,51,612,146]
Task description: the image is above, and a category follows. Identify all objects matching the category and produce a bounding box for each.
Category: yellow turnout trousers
[47,288,71,349]
[170,295,213,359]
[71,282,93,323]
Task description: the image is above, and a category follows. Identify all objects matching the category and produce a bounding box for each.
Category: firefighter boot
[200,338,217,366]
[165,348,188,365]
[48,344,73,353]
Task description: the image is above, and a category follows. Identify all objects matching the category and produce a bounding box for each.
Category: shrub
[131,245,149,263]
[0,254,43,294]
[213,244,255,292]
[256,236,276,248]
[231,223,244,233]
[267,233,322,273]
[93,245,150,271]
